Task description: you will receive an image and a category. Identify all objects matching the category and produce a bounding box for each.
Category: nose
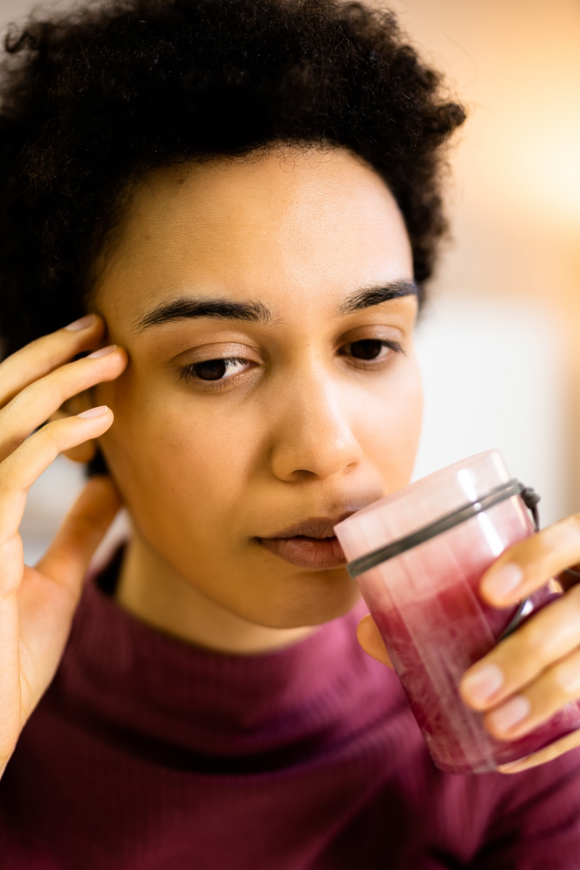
[268,367,364,482]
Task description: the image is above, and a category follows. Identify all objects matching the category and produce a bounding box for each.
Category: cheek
[356,358,423,478]
[100,384,259,521]
[156,405,254,497]
[98,357,423,522]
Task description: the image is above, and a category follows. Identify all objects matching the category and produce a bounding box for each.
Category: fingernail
[77,406,109,419]
[65,314,97,331]
[483,564,523,602]
[462,663,504,703]
[488,695,531,733]
[87,344,116,359]
[497,754,531,772]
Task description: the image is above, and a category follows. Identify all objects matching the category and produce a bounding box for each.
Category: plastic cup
[334,450,580,774]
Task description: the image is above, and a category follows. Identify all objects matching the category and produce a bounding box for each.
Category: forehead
[94,146,413,320]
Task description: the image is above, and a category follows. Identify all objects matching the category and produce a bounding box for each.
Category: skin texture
[51,144,580,773]
[70,146,423,654]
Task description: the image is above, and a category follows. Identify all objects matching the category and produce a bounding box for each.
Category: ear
[48,392,98,464]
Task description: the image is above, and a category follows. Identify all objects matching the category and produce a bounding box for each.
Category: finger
[479,514,580,607]
[14,477,122,736]
[34,475,122,601]
[0,344,127,463]
[0,410,114,570]
[496,730,580,773]
[460,584,580,711]
[0,314,104,406]
[479,643,580,742]
[356,613,393,668]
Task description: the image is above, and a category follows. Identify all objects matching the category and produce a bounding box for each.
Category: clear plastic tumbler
[334,450,580,774]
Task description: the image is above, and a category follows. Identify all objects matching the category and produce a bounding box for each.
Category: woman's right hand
[0,314,127,778]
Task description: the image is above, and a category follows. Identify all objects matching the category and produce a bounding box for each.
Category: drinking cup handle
[519,485,541,531]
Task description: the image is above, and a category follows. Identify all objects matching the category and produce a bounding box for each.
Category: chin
[252,578,362,629]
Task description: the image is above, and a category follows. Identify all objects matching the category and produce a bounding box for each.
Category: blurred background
[395,0,580,527]
[0,0,577,562]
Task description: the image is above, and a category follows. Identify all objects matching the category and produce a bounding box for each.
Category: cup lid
[334,450,513,568]
[341,477,535,579]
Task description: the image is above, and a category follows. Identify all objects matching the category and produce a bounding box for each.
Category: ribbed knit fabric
[2,544,580,869]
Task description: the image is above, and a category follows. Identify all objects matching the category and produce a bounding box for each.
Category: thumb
[36,475,122,597]
[357,612,394,669]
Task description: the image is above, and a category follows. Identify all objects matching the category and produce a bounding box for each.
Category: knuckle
[33,416,66,454]
[51,372,79,409]
[553,513,580,539]
[550,658,578,696]
[2,382,27,415]
[518,619,551,660]
[7,380,52,424]
[24,362,82,411]
[0,451,24,496]
[0,433,26,459]
[497,635,537,681]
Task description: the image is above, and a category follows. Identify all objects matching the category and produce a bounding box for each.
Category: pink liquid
[358,500,580,773]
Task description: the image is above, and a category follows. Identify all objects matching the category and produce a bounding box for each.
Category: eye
[178,337,403,392]
[180,357,250,384]
[342,338,402,363]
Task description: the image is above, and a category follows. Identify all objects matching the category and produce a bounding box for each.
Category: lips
[263,513,357,540]
[257,503,383,570]
[257,513,355,569]
[258,535,347,569]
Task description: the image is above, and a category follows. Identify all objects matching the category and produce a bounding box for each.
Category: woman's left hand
[458,513,580,774]
[356,513,580,775]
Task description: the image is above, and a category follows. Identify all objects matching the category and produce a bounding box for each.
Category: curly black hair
[0,0,465,474]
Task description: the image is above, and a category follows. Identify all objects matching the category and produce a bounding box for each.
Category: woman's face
[91,146,423,630]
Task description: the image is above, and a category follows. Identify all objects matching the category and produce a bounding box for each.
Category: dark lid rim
[346,479,532,579]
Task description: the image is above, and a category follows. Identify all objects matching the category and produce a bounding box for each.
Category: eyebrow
[132,279,419,333]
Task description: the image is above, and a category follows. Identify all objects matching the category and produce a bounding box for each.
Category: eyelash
[178,338,404,392]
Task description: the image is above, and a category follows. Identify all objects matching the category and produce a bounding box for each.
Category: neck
[113,529,320,655]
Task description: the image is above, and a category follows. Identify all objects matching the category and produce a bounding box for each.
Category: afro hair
[0,0,465,360]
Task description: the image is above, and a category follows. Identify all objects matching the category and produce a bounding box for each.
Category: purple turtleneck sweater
[2,544,580,869]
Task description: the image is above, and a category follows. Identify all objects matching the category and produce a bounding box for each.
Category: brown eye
[340,338,403,365]
[180,357,249,384]
[350,339,388,360]
[192,359,229,381]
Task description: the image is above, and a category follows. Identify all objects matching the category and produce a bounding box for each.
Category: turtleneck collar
[50,545,397,774]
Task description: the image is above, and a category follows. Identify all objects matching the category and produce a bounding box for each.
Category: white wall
[412,295,567,528]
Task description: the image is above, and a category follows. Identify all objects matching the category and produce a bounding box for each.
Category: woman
[1,0,580,866]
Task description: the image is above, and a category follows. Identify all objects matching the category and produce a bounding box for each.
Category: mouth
[257,535,347,569]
